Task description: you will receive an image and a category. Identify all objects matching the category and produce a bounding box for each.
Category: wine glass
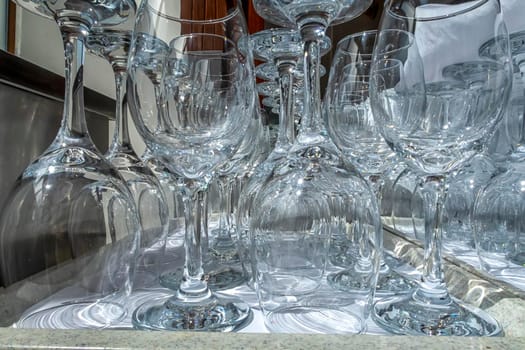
[237,29,310,287]
[473,29,525,286]
[237,28,331,287]
[323,29,416,295]
[435,61,506,254]
[128,2,254,327]
[369,0,511,336]
[86,27,170,289]
[0,0,140,329]
[247,0,381,334]
[127,0,257,296]
[204,107,270,291]
[122,29,185,280]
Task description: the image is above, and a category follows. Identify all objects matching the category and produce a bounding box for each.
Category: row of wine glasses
[1,0,515,337]
[245,0,511,337]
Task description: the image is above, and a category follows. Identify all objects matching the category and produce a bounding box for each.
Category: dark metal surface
[0,49,112,288]
[0,49,115,119]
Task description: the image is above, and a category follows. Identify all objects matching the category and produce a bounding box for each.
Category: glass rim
[169,33,239,54]
[249,28,300,41]
[374,29,415,56]
[336,29,378,54]
[146,0,242,25]
[386,0,492,22]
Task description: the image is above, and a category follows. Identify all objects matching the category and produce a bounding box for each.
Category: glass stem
[414,175,451,303]
[55,19,91,147]
[154,83,168,132]
[176,183,212,301]
[298,23,326,141]
[518,88,525,152]
[368,175,390,273]
[108,70,133,154]
[275,60,297,150]
[216,177,233,241]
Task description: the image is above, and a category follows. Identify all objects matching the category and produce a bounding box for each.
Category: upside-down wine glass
[436,61,506,254]
[0,0,140,329]
[249,0,381,334]
[323,29,416,296]
[237,28,307,285]
[237,27,330,286]
[86,26,170,289]
[473,29,525,286]
[204,107,270,291]
[128,5,253,329]
[369,0,511,336]
[126,31,185,277]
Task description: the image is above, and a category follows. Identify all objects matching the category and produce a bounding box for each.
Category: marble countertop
[0,328,524,350]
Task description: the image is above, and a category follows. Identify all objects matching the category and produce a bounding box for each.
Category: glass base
[372,293,503,336]
[328,268,416,295]
[160,267,246,291]
[16,301,126,329]
[264,306,365,334]
[209,236,241,265]
[132,294,252,331]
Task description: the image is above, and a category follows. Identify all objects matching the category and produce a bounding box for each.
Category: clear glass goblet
[237,28,329,287]
[0,0,140,329]
[323,29,416,296]
[204,107,270,291]
[237,29,308,277]
[127,0,255,298]
[369,0,511,336]
[125,32,185,280]
[128,30,253,331]
[473,29,525,287]
[246,0,381,334]
[86,27,170,289]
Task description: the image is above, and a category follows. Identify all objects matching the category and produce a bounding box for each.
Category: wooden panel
[7,1,16,53]
[244,0,264,34]
[204,0,217,50]
[180,0,192,36]
[191,0,204,50]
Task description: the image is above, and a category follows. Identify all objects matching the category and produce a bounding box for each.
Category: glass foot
[328,268,416,295]
[132,294,252,331]
[208,239,241,264]
[372,293,503,336]
[160,267,246,291]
